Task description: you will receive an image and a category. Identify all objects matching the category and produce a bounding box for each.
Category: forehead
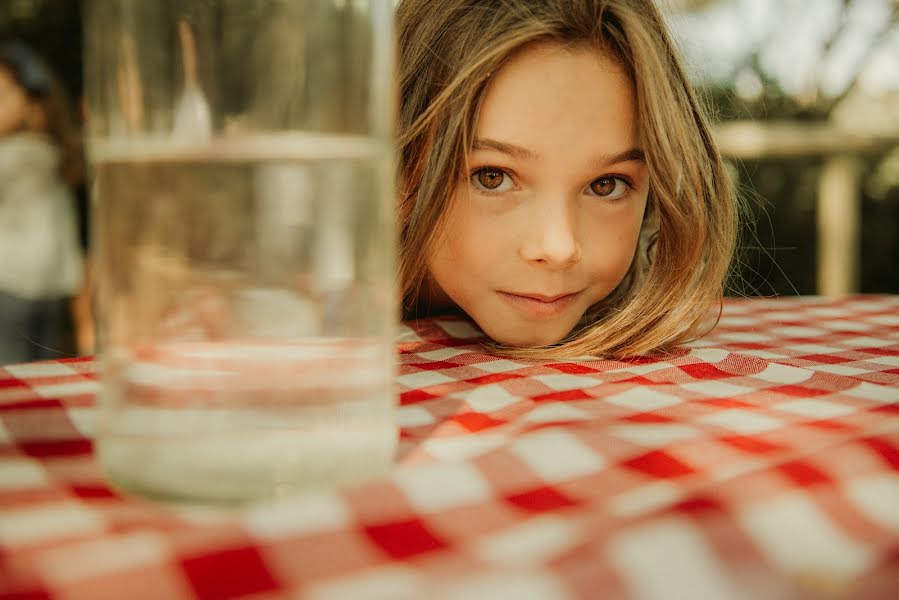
[475,42,638,151]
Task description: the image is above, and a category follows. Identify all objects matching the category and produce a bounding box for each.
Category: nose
[518,197,582,268]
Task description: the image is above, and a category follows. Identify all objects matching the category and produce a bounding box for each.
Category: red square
[777,461,832,487]
[533,389,593,402]
[769,384,830,397]
[623,450,696,478]
[863,437,899,470]
[399,389,439,405]
[452,412,507,432]
[506,486,578,512]
[0,376,27,388]
[546,363,597,375]
[798,353,849,365]
[20,439,92,458]
[364,518,447,560]
[619,413,674,424]
[182,546,280,600]
[411,360,460,372]
[467,373,522,385]
[678,363,734,379]
[673,495,722,515]
[719,435,784,454]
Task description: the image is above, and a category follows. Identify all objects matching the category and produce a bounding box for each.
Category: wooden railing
[714,120,899,296]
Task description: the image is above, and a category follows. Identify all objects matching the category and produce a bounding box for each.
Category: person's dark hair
[0,41,84,187]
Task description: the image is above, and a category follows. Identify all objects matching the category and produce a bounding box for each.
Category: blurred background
[1,0,897,359]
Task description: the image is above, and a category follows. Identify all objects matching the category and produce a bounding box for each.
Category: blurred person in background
[0,41,85,363]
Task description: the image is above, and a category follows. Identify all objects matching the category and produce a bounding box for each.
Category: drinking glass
[83,0,396,504]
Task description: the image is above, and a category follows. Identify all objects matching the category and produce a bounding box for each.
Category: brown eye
[587,176,629,200]
[590,177,616,196]
[473,167,508,191]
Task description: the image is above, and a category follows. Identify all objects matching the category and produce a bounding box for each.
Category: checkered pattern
[2,296,898,599]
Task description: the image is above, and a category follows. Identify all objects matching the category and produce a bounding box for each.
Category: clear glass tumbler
[83,0,396,504]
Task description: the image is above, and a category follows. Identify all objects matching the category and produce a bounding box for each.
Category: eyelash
[468,166,635,200]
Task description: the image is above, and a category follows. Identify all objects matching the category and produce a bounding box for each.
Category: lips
[497,290,582,318]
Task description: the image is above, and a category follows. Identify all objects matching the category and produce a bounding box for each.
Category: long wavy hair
[396,0,738,358]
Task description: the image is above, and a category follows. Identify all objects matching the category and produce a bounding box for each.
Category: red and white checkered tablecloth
[1,296,898,600]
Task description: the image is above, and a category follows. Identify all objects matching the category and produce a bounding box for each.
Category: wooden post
[816,155,861,296]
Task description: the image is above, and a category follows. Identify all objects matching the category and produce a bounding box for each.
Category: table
[2,296,898,599]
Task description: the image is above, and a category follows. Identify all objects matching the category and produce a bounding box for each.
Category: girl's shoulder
[0,132,60,179]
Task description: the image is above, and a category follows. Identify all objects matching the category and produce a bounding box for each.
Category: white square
[688,349,731,363]
[395,371,456,389]
[608,481,682,517]
[443,571,573,600]
[844,382,899,404]
[245,490,350,539]
[605,388,683,411]
[66,407,95,437]
[806,307,851,319]
[395,327,422,343]
[609,361,675,375]
[533,374,601,392]
[0,502,105,547]
[510,429,604,483]
[841,337,888,349]
[476,359,528,374]
[869,314,899,326]
[777,327,828,338]
[307,566,424,600]
[5,363,76,378]
[0,458,48,489]
[681,381,753,398]
[474,516,579,566]
[33,380,101,398]
[808,364,870,376]
[698,409,783,434]
[718,316,755,327]
[682,339,717,348]
[739,492,873,579]
[775,399,856,419]
[397,405,436,427]
[867,355,899,367]
[787,344,842,355]
[845,475,899,533]
[460,384,521,412]
[826,320,875,332]
[436,320,483,339]
[423,433,507,461]
[717,332,773,343]
[524,403,589,424]
[40,532,171,584]
[393,461,490,513]
[753,363,813,384]
[416,347,470,361]
[611,424,700,447]
[609,517,741,600]
[741,349,788,360]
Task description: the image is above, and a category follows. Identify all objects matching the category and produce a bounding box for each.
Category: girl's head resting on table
[396,0,738,358]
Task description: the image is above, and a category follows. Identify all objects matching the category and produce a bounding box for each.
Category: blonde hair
[397,0,738,359]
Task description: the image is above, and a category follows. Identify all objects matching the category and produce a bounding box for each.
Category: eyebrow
[472,137,645,167]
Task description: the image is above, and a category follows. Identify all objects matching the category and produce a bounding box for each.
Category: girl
[396,0,738,358]
[0,42,84,363]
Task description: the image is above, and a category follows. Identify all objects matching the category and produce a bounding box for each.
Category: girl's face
[424,43,649,347]
[0,67,30,137]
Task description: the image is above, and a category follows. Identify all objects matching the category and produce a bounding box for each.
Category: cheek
[583,202,647,276]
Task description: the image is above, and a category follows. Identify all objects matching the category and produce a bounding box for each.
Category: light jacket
[0,132,83,299]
